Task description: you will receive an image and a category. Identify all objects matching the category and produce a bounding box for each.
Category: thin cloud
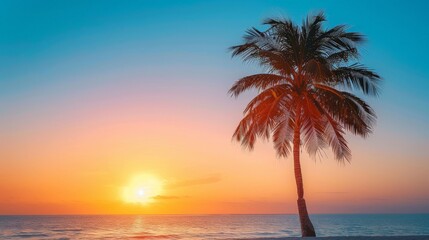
[360,198,387,201]
[167,174,221,189]
[152,195,184,200]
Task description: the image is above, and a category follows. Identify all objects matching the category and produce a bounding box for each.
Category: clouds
[166,174,221,189]
[152,195,183,200]
[149,174,222,201]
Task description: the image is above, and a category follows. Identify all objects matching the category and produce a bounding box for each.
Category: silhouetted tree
[229,12,380,237]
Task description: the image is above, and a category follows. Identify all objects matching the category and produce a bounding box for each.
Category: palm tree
[229,12,380,237]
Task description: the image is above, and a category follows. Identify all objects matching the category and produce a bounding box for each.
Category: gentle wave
[131,234,179,239]
[51,229,83,232]
[0,214,429,239]
[11,231,50,238]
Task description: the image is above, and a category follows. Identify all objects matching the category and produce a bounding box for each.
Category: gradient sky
[1,0,429,214]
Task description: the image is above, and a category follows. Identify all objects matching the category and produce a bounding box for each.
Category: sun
[122,174,164,204]
[137,189,145,197]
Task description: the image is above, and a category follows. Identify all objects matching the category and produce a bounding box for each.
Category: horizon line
[1,213,429,216]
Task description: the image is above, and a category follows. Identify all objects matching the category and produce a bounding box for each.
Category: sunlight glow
[122,174,164,204]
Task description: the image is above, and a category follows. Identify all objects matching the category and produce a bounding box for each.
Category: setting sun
[122,174,164,204]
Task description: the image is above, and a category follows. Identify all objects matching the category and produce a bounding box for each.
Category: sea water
[1,214,428,239]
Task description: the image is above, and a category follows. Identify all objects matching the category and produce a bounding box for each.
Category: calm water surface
[1,214,428,239]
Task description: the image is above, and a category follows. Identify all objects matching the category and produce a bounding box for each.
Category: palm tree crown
[230,12,381,162]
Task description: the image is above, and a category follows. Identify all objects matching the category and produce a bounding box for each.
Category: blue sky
[2,0,429,138]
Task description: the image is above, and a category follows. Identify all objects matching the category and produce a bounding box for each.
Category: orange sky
[1,85,428,214]
[1,1,429,215]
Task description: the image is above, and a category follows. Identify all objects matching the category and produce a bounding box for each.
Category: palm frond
[229,74,290,97]
[301,96,327,156]
[326,48,359,64]
[323,115,351,162]
[272,113,294,157]
[230,29,294,75]
[233,87,292,149]
[243,84,292,114]
[318,25,364,55]
[315,88,376,137]
[332,63,381,96]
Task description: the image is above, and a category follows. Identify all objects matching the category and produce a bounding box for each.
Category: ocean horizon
[1,214,429,239]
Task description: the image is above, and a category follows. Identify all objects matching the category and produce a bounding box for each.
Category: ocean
[0,214,428,239]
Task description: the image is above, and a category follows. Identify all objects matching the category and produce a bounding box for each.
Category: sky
[0,0,429,214]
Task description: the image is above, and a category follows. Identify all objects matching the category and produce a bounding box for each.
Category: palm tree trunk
[293,109,316,237]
